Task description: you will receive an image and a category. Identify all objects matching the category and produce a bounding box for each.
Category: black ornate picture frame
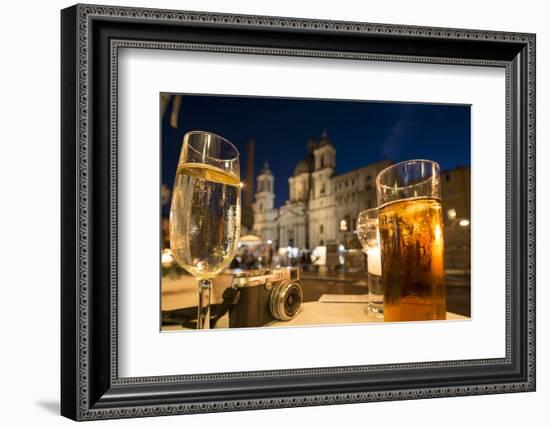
[61,4,536,421]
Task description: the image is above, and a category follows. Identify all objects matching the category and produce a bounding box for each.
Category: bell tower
[254,162,275,214]
[312,129,336,199]
[253,162,278,244]
[314,129,336,171]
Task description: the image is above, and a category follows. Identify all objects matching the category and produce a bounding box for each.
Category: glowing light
[367,246,382,276]
[267,239,273,244]
[447,208,457,220]
[434,224,442,241]
[238,182,244,188]
[459,219,470,227]
[340,219,348,232]
[432,224,444,274]
[161,249,174,267]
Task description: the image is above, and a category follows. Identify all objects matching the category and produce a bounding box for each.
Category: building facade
[253,131,391,251]
[251,132,471,272]
[440,166,471,270]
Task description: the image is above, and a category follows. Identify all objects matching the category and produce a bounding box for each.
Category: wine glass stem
[197,279,212,330]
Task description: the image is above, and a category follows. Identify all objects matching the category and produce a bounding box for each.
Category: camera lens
[270,281,302,321]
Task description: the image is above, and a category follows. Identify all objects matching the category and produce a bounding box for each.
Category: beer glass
[356,208,383,315]
[169,131,241,329]
[376,160,446,322]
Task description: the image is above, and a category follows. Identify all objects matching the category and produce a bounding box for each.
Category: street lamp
[447,208,457,220]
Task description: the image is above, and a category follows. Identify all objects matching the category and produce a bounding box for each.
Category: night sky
[162,94,470,212]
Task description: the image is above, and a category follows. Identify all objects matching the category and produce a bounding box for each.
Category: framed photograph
[61,4,536,421]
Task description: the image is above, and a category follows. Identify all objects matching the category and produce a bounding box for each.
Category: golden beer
[379,197,446,322]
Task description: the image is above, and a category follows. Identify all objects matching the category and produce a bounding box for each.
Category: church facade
[252,131,391,251]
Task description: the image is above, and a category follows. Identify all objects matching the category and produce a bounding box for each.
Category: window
[352,178,355,186]
[288,230,295,245]
[445,173,451,182]
[365,176,372,190]
[321,156,325,168]
[320,224,324,234]
[321,183,326,194]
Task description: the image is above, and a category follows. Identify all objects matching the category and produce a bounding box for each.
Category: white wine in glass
[169,132,241,329]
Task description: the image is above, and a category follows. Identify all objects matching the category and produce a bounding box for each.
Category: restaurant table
[268,300,468,328]
[162,297,468,331]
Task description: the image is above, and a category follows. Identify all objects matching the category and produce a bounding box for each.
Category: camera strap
[209,287,240,327]
[161,287,241,329]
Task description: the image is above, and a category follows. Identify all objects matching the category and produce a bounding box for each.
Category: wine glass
[356,208,383,315]
[169,131,241,329]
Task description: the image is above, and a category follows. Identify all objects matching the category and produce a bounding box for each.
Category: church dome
[294,156,313,176]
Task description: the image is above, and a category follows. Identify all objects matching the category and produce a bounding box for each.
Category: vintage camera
[223,268,302,328]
